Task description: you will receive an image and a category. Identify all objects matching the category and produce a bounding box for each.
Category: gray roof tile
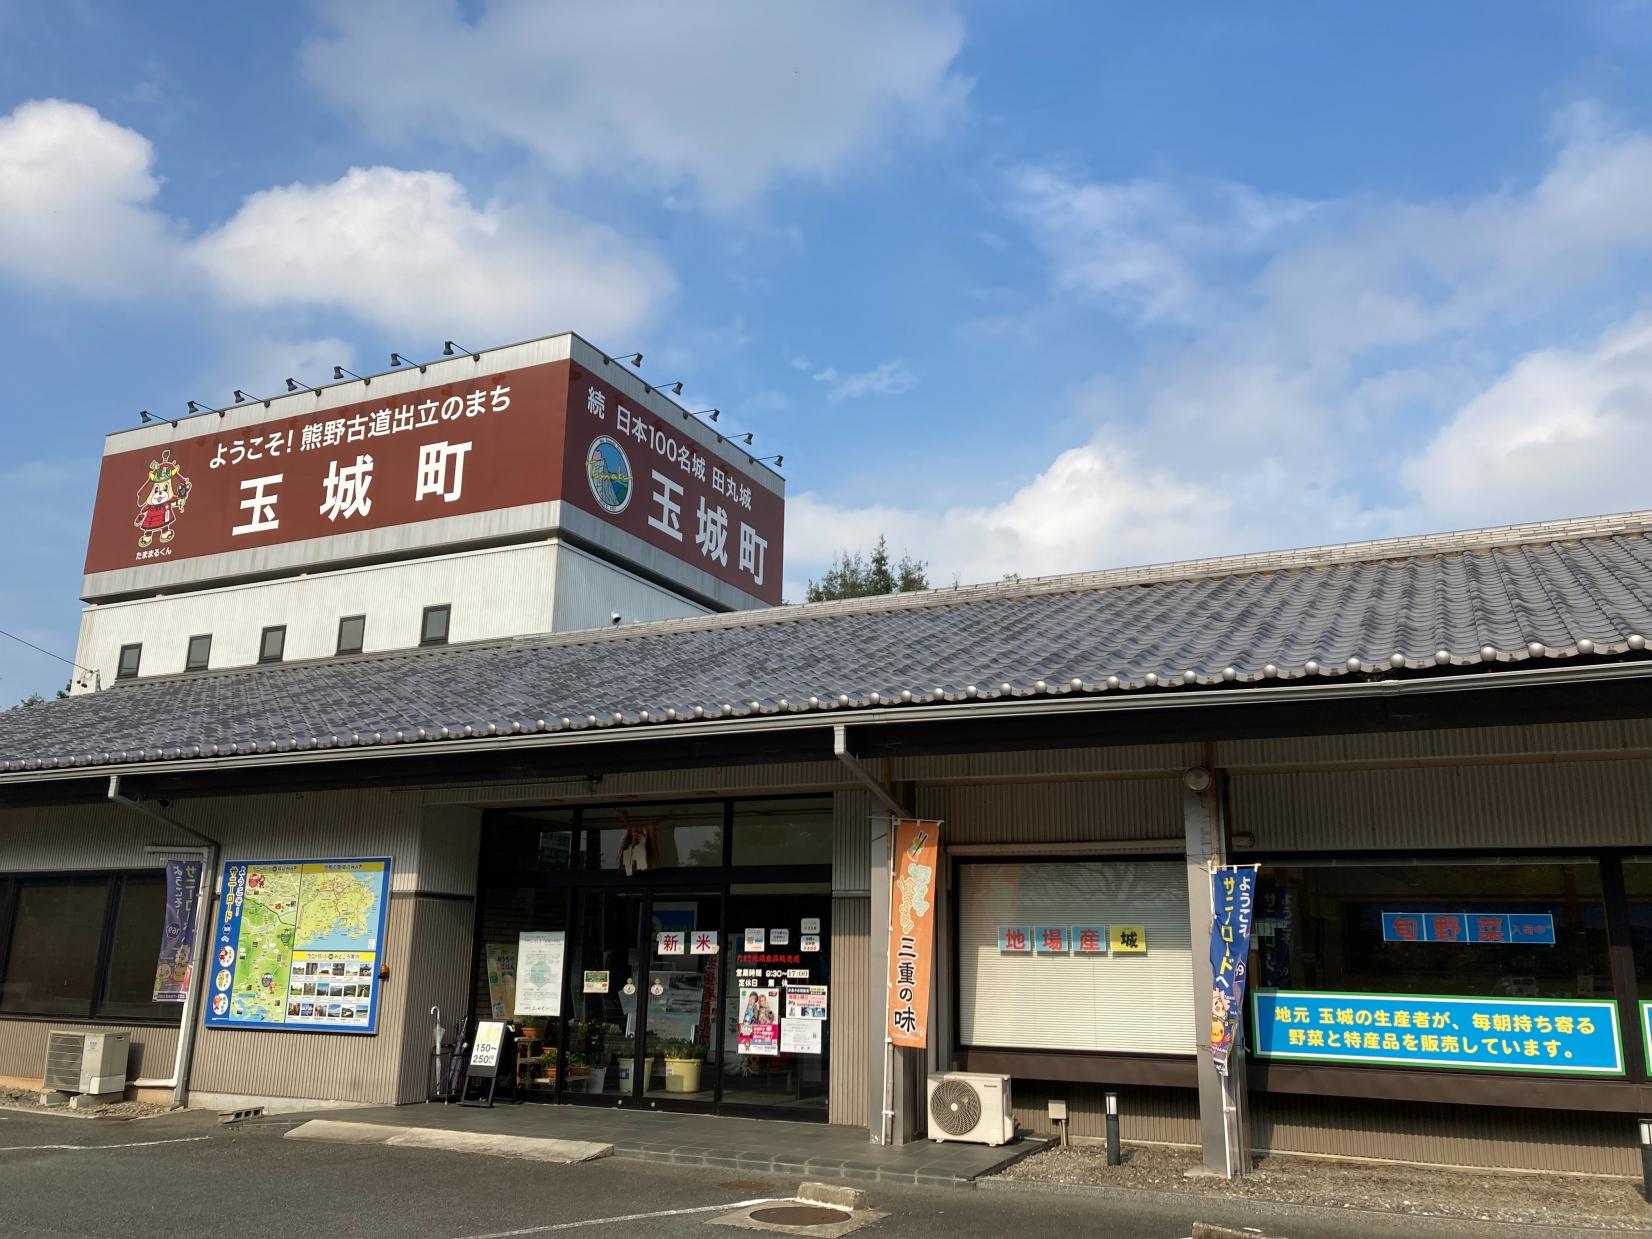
[5,511,1652,774]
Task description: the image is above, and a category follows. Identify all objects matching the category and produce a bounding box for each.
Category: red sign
[84,359,783,603]
[886,819,940,1049]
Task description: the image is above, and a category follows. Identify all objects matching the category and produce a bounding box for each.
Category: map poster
[205,857,392,1035]
[515,931,565,1017]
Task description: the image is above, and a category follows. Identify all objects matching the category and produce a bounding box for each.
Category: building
[74,332,783,688]
[2,340,1651,1176]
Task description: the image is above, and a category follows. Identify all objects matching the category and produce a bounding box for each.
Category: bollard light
[1105,1090,1121,1166]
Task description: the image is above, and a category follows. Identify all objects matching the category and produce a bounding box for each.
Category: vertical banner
[1209,864,1259,1075]
[886,818,940,1049]
[152,858,203,1002]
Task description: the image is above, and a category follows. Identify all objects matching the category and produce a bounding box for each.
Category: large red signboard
[84,359,783,604]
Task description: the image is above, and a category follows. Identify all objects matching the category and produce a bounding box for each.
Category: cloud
[0,98,183,293]
[0,99,673,343]
[192,166,673,341]
[812,360,918,402]
[301,0,970,208]
[1402,314,1652,528]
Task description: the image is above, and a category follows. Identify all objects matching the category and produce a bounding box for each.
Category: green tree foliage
[805,536,929,602]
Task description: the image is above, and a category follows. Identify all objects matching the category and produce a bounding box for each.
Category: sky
[4,1,1652,699]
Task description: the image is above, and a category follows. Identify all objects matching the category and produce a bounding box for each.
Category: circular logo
[211,993,229,1016]
[586,436,633,514]
[215,968,232,991]
[217,945,235,967]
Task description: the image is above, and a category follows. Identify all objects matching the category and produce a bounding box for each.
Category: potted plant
[661,1038,707,1093]
[564,1050,590,1085]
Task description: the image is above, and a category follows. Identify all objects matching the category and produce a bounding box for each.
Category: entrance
[472,797,834,1119]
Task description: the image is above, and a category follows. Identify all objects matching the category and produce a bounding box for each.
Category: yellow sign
[1111,925,1147,953]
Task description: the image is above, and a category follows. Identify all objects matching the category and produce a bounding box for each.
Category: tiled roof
[5,510,1652,776]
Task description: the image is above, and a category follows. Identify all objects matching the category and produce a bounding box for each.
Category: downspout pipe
[107,774,219,1110]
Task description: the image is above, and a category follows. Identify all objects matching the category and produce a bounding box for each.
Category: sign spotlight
[443,340,481,362]
[603,351,643,368]
[138,410,178,428]
[286,377,320,395]
[334,365,368,385]
[233,390,273,409]
[390,352,428,374]
[646,380,684,397]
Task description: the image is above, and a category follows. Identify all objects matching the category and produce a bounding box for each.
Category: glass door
[565,891,644,1104]
[642,891,722,1107]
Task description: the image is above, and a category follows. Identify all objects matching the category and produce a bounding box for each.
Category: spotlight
[286,378,319,394]
[138,410,178,428]
[232,389,272,408]
[689,409,720,422]
[390,352,428,374]
[647,380,684,397]
[334,366,368,385]
[185,400,216,415]
[756,454,784,468]
[443,340,481,361]
[603,351,643,368]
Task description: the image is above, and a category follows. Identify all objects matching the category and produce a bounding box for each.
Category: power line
[0,625,98,684]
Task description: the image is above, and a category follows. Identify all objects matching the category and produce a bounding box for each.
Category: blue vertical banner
[1209,864,1259,1075]
[152,858,202,1002]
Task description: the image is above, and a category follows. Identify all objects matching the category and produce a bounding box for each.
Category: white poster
[744,927,766,952]
[800,917,821,935]
[689,930,719,955]
[780,1019,822,1054]
[656,930,686,955]
[801,935,820,953]
[785,984,829,1021]
[515,931,565,1017]
[770,928,790,946]
[469,1020,506,1069]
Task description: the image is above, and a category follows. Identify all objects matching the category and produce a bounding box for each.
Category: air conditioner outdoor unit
[927,1072,1015,1146]
[43,1031,129,1096]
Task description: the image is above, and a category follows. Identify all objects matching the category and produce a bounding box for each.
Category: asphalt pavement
[0,1106,1639,1239]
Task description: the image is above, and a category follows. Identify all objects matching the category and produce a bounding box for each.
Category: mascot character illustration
[134,449,191,548]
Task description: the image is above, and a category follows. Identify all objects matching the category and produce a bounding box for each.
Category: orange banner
[886,818,940,1048]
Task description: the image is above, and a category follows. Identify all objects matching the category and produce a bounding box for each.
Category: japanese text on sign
[886,819,940,1048]
[1380,911,1556,945]
[1251,990,1624,1075]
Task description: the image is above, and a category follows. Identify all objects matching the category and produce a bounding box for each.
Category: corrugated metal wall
[1233,758,1652,851]
[1011,1082,1199,1146]
[390,896,479,1103]
[1251,1094,1639,1175]
[0,1019,177,1088]
[933,778,1182,846]
[828,896,870,1128]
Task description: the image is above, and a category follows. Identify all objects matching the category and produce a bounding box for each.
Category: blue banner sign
[1252,990,1623,1075]
[152,858,202,1002]
[1381,911,1555,945]
[998,926,1030,952]
[1209,866,1258,1075]
[1642,1001,1652,1068]
[1033,925,1069,954]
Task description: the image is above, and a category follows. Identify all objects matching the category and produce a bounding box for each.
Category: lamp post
[1105,1090,1121,1166]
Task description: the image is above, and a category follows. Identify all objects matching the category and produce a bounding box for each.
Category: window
[420,604,451,646]
[957,860,1194,1055]
[116,644,142,680]
[1623,857,1652,999]
[258,625,286,664]
[0,873,179,1023]
[185,634,212,671]
[584,805,723,870]
[336,614,366,656]
[732,798,833,866]
[1253,860,1610,1000]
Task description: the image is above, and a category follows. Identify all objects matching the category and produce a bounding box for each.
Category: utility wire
[0,625,97,679]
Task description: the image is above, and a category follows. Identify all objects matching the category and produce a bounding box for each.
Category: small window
[259,625,287,664]
[336,614,366,655]
[185,634,212,672]
[116,643,142,680]
[420,604,451,646]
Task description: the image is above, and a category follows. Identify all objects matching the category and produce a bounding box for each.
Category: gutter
[832,725,910,818]
[106,775,220,1109]
[4,657,1652,787]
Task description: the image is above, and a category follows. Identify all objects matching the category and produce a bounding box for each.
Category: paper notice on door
[780,1018,822,1054]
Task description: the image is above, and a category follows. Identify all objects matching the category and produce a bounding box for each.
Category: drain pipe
[107,774,219,1110]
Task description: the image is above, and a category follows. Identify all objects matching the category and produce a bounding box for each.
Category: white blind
[957,861,1195,1055]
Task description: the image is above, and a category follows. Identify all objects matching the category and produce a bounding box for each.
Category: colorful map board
[205,858,392,1034]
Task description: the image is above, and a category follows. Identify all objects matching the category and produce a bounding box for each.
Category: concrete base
[284,1119,613,1164]
[187,1091,374,1116]
[37,1090,72,1107]
[68,1091,124,1110]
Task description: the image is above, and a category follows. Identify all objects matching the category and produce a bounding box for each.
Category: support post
[1183,770,1247,1177]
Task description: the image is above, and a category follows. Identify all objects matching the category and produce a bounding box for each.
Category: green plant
[660,1038,707,1061]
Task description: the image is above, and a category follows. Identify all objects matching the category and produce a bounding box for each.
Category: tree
[805,536,929,602]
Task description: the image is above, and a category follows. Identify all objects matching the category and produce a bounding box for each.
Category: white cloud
[192,166,673,341]
[0,98,183,293]
[0,98,673,343]
[300,0,970,208]
[812,360,918,402]
[1402,314,1652,528]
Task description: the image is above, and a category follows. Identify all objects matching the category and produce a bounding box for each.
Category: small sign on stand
[460,1020,512,1108]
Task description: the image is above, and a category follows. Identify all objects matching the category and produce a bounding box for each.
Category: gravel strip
[995,1142,1652,1231]
[0,1085,174,1120]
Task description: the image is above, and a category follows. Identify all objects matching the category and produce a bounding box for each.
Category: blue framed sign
[1380,911,1555,945]
[1251,989,1623,1076]
[205,858,392,1034]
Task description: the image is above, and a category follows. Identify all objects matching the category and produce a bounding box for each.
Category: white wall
[72,540,714,689]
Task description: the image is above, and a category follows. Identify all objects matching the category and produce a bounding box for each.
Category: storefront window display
[956,860,1194,1056]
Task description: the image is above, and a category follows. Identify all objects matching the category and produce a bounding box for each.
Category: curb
[283,1118,613,1163]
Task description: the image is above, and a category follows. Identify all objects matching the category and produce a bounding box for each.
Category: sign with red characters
[84,358,784,604]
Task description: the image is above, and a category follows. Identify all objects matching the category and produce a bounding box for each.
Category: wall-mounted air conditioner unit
[43,1031,129,1096]
[927,1071,1015,1146]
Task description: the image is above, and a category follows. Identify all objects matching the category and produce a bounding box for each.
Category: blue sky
[4,1,1652,699]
